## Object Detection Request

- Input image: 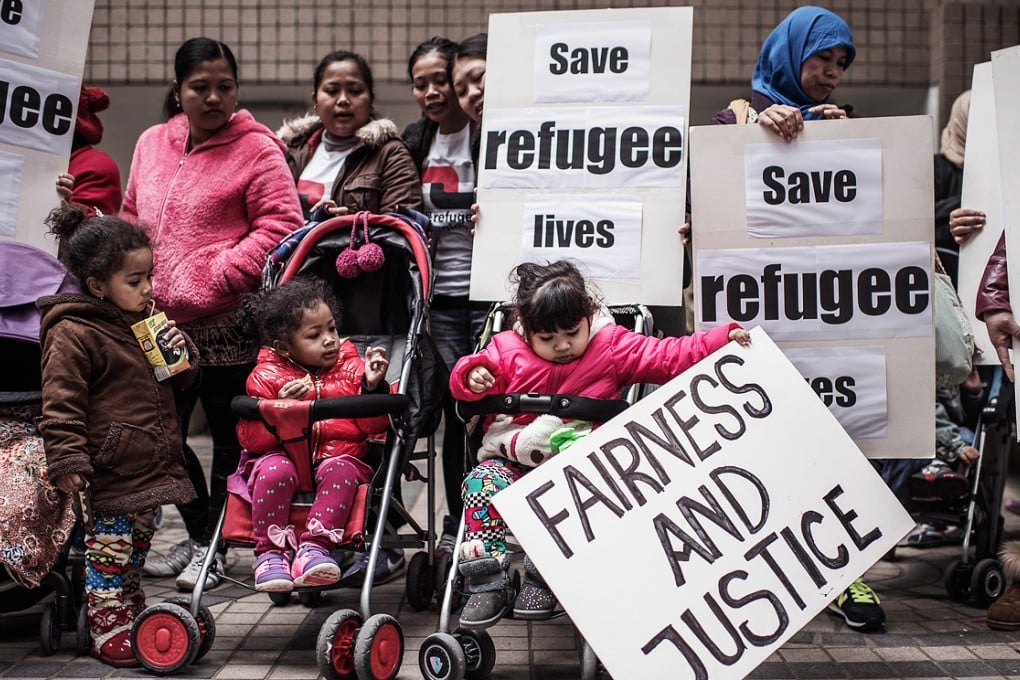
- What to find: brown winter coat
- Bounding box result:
[37,293,197,517]
[278,115,422,217]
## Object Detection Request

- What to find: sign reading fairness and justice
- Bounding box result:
[472,8,692,305]
[690,117,934,458]
[493,328,914,680]
[0,0,95,249]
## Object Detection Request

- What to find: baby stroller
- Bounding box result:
[129,211,446,679]
[418,302,653,680]
[0,242,83,655]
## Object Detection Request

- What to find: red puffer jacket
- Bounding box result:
[237,345,392,461]
[976,232,1009,320]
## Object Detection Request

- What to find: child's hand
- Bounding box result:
[54,472,84,494]
[278,376,313,399]
[162,320,187,350]
[467,366,495,393]
[55,172,74,201]
[729,328,751,346]
[364,346,389,389]
[959,445,980,466]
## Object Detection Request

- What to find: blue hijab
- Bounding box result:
[751,6,856,120]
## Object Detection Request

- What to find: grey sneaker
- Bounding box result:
[458,556,514,629]
[175,545,224,591]
[513,556,557,619]
[143,539,195,577]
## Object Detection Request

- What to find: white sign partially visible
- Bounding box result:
[784,346,888,439]
[521,194,642,279]
[697,242,932,341]
[0,0,45,59]
[744,138,883,238]
[493,328,913,680]
[0,149,24,237]
[0,57,78,156]
[533,21,651,103]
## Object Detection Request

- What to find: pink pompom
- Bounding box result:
[335,248,361,278]
[357,242,385,272]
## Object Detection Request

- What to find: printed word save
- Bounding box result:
[761,166,857,205]
[549,42,629,74]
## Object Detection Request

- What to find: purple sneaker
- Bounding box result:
[254,551,293,592]
[291,544,341,587]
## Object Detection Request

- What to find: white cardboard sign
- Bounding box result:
[493,328,913,680]
[472,7,693,306]
[0,0,45,59]
[0,149,23,237]
[0,57,78,155]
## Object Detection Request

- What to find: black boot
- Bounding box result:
[458,556,514,629]
[513,555,557,619]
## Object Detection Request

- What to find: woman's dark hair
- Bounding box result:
[46,203,152,291]
[407,36,459,81]
[239,277,341,348]
[456,33,488,61]
[512,260,597,335]
[163,37,239,120]
[313,50,375,99]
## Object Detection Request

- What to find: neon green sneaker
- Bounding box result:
[827,577,885,632]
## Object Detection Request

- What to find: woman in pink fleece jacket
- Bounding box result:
[448,260,749,630]
[122,37,304,589]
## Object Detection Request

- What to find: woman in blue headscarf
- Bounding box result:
[712,6,856,141]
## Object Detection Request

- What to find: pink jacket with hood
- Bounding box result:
[122,110,304,324]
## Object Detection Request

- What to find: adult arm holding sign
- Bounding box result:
[975,234,1019,382]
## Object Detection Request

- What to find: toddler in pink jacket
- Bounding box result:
[449,260,749,629]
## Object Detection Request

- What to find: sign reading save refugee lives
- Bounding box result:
[0,0,95,250]
[493,328,914,680]
[472,7,692,305]
[690,117,935,459]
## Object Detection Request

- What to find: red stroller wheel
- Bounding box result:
[355,613,403,679]
[316,608,361,679]
[131,603,200,674]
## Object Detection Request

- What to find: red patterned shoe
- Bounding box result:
[89,604,139,667]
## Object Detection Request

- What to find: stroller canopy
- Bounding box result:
[0,242,74,344]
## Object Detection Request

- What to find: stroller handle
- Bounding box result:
[231,394,409,422]
[456,393,629,422]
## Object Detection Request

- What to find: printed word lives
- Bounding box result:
[2,0,24,25]
[549,42,629,74]
[761,166,857,205]
[643,484,881,680]
[0,80,73,136]
[532,214,615,248]
[525,353,773,560]
[806,375,856,407]
[700,263,929,325]
[485,121,682,175]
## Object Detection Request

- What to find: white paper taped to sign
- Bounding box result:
[533,21,651,103]
[0,0,45,59]
[520,193,642,279]
[492,327,913,680]
[696,241,932,341]
[744,138,883,238]
[0,149,23,237]
[0,57,78,156]
[479,105,685,190]
[783,346,888,439]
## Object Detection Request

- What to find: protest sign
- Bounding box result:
[0,0,95,250]
[690,117,934,458]
[472,7,692,305]
[493,327,914,680]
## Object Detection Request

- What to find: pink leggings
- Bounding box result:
[248,453,370,555]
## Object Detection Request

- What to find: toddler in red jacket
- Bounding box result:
[235,277,390,591]
[449,260,750,629]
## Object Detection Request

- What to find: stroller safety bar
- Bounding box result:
[456,393,629,422]
[231,394,409,422]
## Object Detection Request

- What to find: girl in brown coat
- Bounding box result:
[37,205,197,667]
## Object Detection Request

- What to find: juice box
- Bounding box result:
[131,311,190,381]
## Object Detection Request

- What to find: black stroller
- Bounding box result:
[129,211,447,679]
[0,242,84,655]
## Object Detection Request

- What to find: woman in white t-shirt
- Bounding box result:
[402,37,483,542]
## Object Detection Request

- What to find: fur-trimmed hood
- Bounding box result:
[1001,541,1020,581]
[276,113,401,150]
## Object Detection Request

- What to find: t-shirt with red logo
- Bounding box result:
[297,143,353,213]
[421,124,475,296]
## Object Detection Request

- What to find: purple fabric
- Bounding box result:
[0,243,76,343]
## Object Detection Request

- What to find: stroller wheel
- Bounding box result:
[316,608,361,680]
[454,628,495,680]
[163,596,217,662]
[269,591,292,606]
[419,632,466,680]
[76,603,90,653]
[299,590,323,607]
[131,603,200,674]
[39,603,62,655]
[944,557,972,602]
[971,558,1006,607]
[405,551,434,611]
[355,613,404,680]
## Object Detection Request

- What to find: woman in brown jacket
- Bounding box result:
[279,50,421,220]
[38,204,197,667]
